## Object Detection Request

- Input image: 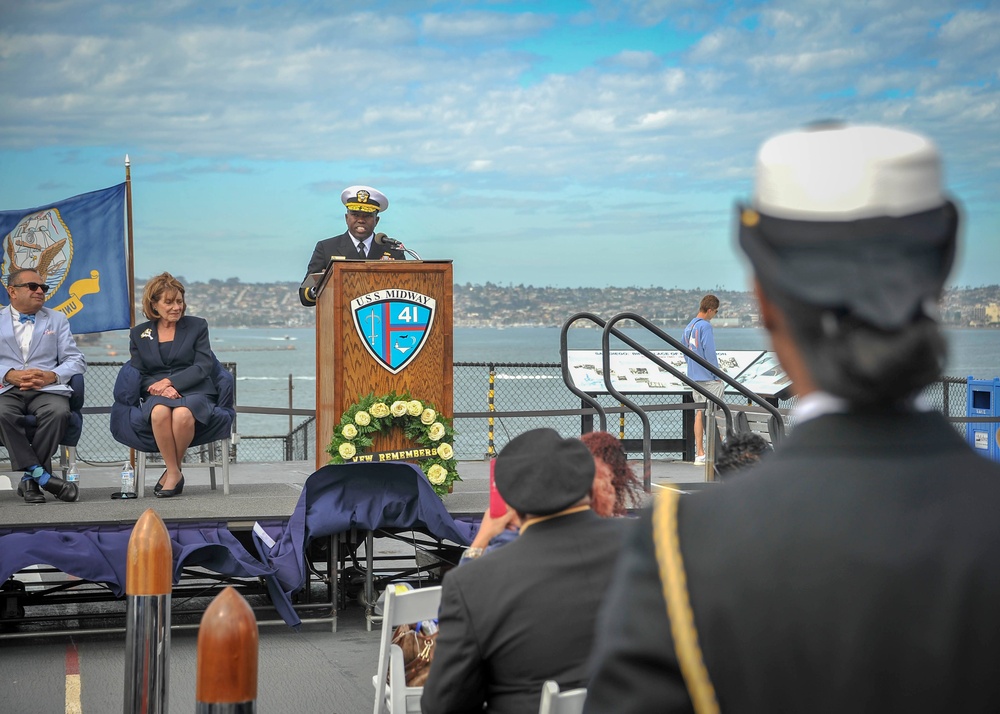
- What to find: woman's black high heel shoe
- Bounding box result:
[155,474,184,498]
[153,470,168,494]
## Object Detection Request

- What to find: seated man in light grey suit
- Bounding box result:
[1,267,86,503]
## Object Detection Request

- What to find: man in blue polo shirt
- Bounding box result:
[683,294,722,464]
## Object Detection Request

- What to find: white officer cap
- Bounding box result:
[341,185,388,214]
[737,123,960,330]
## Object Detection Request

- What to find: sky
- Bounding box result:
[1,0,998,291]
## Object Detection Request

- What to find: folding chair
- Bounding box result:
[372,585,442,714]
[538,680,587,714]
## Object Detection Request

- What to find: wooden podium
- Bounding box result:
[313,260,453,469]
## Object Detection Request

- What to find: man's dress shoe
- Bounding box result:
[41,474,79,502]
[16,477,46,504]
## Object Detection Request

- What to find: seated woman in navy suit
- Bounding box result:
[129,273,218,498]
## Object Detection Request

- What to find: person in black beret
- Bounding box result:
[586,124,1000,713]
[421,428,631,714]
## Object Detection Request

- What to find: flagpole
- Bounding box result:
[125,154,135,327]
[125,155,137,474]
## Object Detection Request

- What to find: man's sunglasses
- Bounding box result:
[11,282,49,293]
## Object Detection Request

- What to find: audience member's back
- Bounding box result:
[421,428,629,713]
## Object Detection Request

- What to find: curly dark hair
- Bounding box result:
[580,431,644,516]
[716,431,771,477]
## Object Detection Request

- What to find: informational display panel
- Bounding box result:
[565,349,792,398]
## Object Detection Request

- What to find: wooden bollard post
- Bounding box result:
[196,586,258,713]
[124,508,173,714]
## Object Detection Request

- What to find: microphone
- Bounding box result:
[374,232,422,260]
[374,233,403,249]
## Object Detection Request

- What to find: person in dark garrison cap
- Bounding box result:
[297,185,406,306]
[421,428,631,714]
[586,124,1000,714]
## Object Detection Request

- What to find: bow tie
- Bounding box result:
[18,314,35,324]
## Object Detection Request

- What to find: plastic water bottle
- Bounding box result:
[67,461,80,484]
[121,461,135,495]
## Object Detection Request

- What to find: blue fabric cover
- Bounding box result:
[254,461,473,628]
[0,461,472,629]
[110,359,235,452]
[0,521,277,599]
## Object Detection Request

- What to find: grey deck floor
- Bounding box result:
[0,457,712,713]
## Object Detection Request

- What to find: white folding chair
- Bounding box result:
[538,680,587,714]
[372,585,443,714]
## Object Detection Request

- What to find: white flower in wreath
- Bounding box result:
[390,401,408,417]
[427,464,448,485]
[436,443,454,460]
[338,442,357,459]
[341,424,358,439]
[140,328,153,341]
[406,400,423,416]
[354,410,372,426]
[420,408,437,425]
[428,422,446,441]
[369,402,391,418]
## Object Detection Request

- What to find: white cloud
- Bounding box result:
[420,10,555,42]
[0,0,997,288]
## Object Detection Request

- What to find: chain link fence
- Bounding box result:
[0,361,982,466]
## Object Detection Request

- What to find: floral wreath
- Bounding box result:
[326,391,459,498]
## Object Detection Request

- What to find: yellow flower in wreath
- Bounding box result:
[437,443,454,459]
[370,402,391,418]
[354,410,372,426]
[342,423,358,439]
[338,442,357,459]
[406,400,423,416]
[390,401,408,417]
[427,464,448,485]
[428,422,446,441]
[420,408,437,425]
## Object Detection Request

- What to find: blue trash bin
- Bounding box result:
[966,377,1000,462]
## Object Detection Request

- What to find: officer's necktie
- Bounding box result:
[358,243,366,258]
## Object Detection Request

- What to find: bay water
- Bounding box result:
[82,326,1000,438]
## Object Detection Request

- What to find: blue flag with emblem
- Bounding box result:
[0,183,129,335]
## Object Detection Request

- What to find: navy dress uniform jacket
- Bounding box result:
[297,231,405,305]
[585,411,1000,713]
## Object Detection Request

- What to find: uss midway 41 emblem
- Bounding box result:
[351,289,436,374]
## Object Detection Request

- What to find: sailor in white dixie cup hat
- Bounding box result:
[298,184,405,306]
[586,122,1000,713]
[736,122,959,404]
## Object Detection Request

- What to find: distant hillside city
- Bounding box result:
[147,278,1000,330]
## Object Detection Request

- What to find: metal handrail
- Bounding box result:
[605,312,785,438]
[597,314,729,490]
[559,312,636,432]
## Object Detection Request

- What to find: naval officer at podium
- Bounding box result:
[298,185,406,306]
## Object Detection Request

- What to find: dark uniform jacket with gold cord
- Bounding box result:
[585,411,1000,714]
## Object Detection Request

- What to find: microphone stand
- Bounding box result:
[375,233,421,260]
